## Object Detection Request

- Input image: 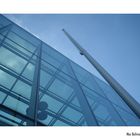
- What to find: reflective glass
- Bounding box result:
[114,105,140,126]
[81,85,124,125]
[3,96,28,115]
[62,107,83,123]
[39,93,63,113]
[42,44,66,69]
[48,79,73,100]
[22,63,35,81]
[70,62,104,96]
[71,97,80,108]
[0,91,6,103]
[0,69,16,89]
[40,70,52,88]
[11,25,41,47]
[0,47,27,73]
[95,77,135,114]
[7,32,36,53]
[12,80,31,99]
[4,37,33,57]
[0,111,20,126]
[54,120,69,126]
[0,16,11,26]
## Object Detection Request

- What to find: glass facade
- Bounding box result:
[0,14,140,126]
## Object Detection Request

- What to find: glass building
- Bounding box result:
[0,14,140,126]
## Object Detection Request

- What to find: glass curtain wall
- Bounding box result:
[0,15,140,126]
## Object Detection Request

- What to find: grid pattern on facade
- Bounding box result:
[0,15,140,126]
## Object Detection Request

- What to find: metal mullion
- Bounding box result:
[27,42,42,126]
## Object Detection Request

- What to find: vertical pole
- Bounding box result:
[62,29,140,119]
[27,42,42,125]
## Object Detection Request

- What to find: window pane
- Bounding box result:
[39,93,63,113]
[0,47,27,73]
[0,69,16,89]
[11,25,41,47]
[71,62,104,96]
[42,44,66,69]
[95,77,135,114]
[7,32,36,53]
[114,105,140,126]
[0,91,6,103]
[12,80,31,99]
[5,38,33,57]
[62,107,83,123]
[40,70,52,88]
[81,85,124,126]
[22,63,35,81]
[54,120,69,126]
[71,97,80,108]
[48,79,73,100]
[0,111,21,126]
[3,96,28,115]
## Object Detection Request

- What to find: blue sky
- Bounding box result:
[4,14,140,103]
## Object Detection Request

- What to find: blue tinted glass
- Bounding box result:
[39,93,63,113]
[42,44,66,69]
[48,79,73,100]
[4,37,33,57]
[70,62,104,96]
[0,47,27,73]
[3,96,28,115]
[0,91,6,103]
[0,15,11,26]
[0,111,20,126]
[38,115,53,126]
[114,105,140,126]
[71,97,80,108]
[7,32,36,53]
[54,120,69,126]
[94,77,135,114]
[41,60,57,75]
[11,25,41,47]
[12,80,31,99]
[22,63,35,81]
[0,69,16,89]
[40,70,52,88]
[81,85,124,126]
[62,107,83,123]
